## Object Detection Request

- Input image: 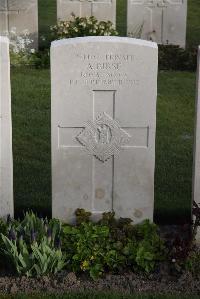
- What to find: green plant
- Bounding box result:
[31,237,65,276]
[75,209,92,226]
[158,45,197,71]
[1,234,33,276]
[61,210,166,279]
[0,217,10,261]
[10,50,50,68]
[50,15,118,40]
[0,218,8,239]
[62,222,111,279]
[1,212,65,277]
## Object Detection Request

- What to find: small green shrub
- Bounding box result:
[62,211,166,279]
[75,209,92,226]
[1,212,65,277]
[10,50,50,68]
[51,15,118,40]
[158,45,197,71]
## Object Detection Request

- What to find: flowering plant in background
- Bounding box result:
[8,27,43,67]
[9,28,34,54]
[51,15,118,40]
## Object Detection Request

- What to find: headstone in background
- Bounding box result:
[0,36,13,217]
[193,46,200,245]
[127,0,187,48]
[57,0,116,26]
[51,36,158,223]
[0,0,38,50]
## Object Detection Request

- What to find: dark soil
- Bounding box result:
[0,270,199,295]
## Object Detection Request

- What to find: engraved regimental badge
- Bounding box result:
[76,112,131,162]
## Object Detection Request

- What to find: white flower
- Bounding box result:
[172,259,176,263]
[22,29,29,36]
[10,27,16,34]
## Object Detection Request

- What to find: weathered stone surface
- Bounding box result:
[193,46,200,245]
[57,0,116,25]
[127,0,187,48]
[0,0,38,50]
[51,36,158,223]
[0,36,13,217]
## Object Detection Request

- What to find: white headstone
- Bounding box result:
[0,36,13,217]
[0,0,38,50]
[193,46,200,244]
[127,0,187,48]
[51,36,158,223]
[57,0,116,26]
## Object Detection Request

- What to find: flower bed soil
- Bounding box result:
[0,270,199,295]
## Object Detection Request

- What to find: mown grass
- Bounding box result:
[116,0,127,37]
[11,69,195,223]
[1,293,200,299]
[155,71,195,223]
[38,0,200,47]
[11,68,51,217]
[38,0,56,40]
[187,0,200,47]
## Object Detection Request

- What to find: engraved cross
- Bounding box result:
[58,90,149,215]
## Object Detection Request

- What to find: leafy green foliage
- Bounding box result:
[158,45,197,71]
[75,209,92,226]
[10,50,50,68]
[31,238,65,276]
[62,211,166,279]
[0,218,8,240]
[50,15,118,40]
[1,212,65,277]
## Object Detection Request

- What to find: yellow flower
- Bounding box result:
[81,260,89,271]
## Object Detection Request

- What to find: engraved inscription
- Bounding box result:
[130,0,184,5]
[69,0,111,2]
[0,0,36,11]
[76,112,131,162]
[69,53,139,87]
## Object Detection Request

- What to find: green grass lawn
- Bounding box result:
[155,71,195,223]
[11,69,195,223]
[38,0,56,40]
[2,293,200,299]
[187,0,200,47]
[38,0,200,47]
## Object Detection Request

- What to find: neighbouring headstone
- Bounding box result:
[0,0,38,50]
[57,0,116,26]
[193,46,200,245]
[0,36,13,217]
[51,37,158,223]
[127,0,187,48]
